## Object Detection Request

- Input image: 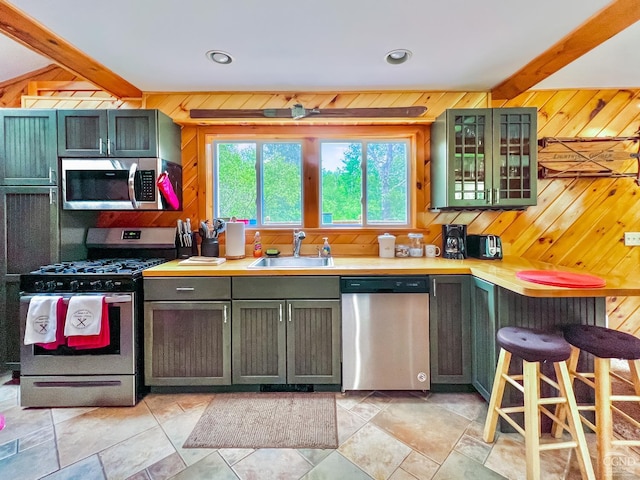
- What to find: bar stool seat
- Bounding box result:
[483,326,595,480]
[560,324,640,480]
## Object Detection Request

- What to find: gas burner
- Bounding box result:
[30,258,168,275]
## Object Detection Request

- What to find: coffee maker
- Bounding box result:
[442,224,467,259]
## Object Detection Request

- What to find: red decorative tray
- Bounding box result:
[516,270,606,288]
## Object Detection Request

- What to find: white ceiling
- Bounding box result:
[2,0,640,92]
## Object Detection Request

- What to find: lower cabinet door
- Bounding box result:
[232,300,287,384]
[231,299,341,385]
[287,300,341,384]
[144,301,231,386]
[470,278,497,400]
[429,275,471,384]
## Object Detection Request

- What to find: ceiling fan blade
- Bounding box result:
[189,108,289,118]
[190,105,427,119]
[303,106,427,118]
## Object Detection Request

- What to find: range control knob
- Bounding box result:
[104,280,115,291]
[34,281,45,292]
[45,281,57,292]
[69,280,79,292]
[89,280,103,291]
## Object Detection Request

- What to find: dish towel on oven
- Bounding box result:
[24,296,63,345]
[37,298,67,350]
[66,297,110,349]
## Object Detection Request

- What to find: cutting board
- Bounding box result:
[178,257,227,266]
[516,270,606,288]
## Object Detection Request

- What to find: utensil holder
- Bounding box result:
[176,233,198,259]
[201,238,220,257]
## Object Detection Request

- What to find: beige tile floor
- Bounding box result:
[1,371,638,480]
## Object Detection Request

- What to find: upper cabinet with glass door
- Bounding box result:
[430,108,537,209]
[57,110,180,160]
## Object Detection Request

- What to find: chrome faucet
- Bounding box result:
[293,230,306,257]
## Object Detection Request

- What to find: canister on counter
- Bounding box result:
[377,233,396,258]
[408,233,424,257]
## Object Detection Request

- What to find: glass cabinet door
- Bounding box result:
[492,109,537,207]
[450,110,491,207]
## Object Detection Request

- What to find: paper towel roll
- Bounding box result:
[225,222,246,259]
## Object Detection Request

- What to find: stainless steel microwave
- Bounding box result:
[61,158,182,211]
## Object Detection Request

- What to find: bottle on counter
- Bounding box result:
[253,231,262,257]
[321,237,331,257]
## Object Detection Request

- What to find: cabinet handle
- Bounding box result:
[175,287,195,292]
[223,305,228,324]
[99,137,103,155]
[432,278,437,296]
[107,138,112,156]
[49,188,56,205]
[288,303,292,322]
[279,303,283,322]
[49,168,56,185]
[494,188,500,204]
[486,189,492,204]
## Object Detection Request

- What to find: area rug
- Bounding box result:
[183,392,338,449]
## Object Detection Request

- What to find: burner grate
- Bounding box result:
[31,258,168,275]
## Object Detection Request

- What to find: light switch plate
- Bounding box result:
[624,232,640,246]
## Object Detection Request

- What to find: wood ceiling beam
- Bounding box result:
[0,0,142,98]
[492,0,640,100]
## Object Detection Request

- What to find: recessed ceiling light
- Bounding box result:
[385,49,412,65]
[207,50,233,65]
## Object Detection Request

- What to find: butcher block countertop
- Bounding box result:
[143,255,640,298]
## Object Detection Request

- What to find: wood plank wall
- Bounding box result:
[3,67,640,336]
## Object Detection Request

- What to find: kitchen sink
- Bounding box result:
[247,256,334,268]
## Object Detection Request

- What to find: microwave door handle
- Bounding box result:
[128,163,139,209]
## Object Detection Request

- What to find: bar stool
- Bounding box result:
[560,324,640,480]
[483,326,595,480]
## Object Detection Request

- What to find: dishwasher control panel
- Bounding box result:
[340,276,429,294]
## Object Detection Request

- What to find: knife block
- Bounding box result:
[176,232,198,259]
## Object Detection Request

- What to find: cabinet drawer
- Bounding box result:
[232,276,339,299]
[144,277,231,301]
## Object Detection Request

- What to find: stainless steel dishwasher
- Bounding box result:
[341,276,430,391]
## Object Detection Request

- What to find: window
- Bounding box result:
[208,126,416,229]
[320,140,409,226]
[214,141,302,226]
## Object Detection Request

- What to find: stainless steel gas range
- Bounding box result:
[19,227,176,407]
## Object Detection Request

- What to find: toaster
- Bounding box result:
[466,234,503,260]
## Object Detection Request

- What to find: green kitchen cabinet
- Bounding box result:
[429,275,472,385]
[57,109,180,159]
[0,109,58,186]
[470,277,498,400]
[143,277,232,386]
[231,276,341,385]
[431,107,537,209]
[232,299,341,385]
[0,186,60,370]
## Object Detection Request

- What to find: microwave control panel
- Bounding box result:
[139,170,156,201]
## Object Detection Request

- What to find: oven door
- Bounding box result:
[20,293,136,376]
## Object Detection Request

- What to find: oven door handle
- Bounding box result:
[128,162,139,209]
[20,295,132,304]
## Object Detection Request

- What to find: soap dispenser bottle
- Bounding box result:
[321,237,331,257]
[253,231,262,258]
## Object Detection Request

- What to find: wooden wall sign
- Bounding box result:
[538,132,640,184]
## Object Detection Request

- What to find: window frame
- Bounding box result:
[199,125,424,231]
